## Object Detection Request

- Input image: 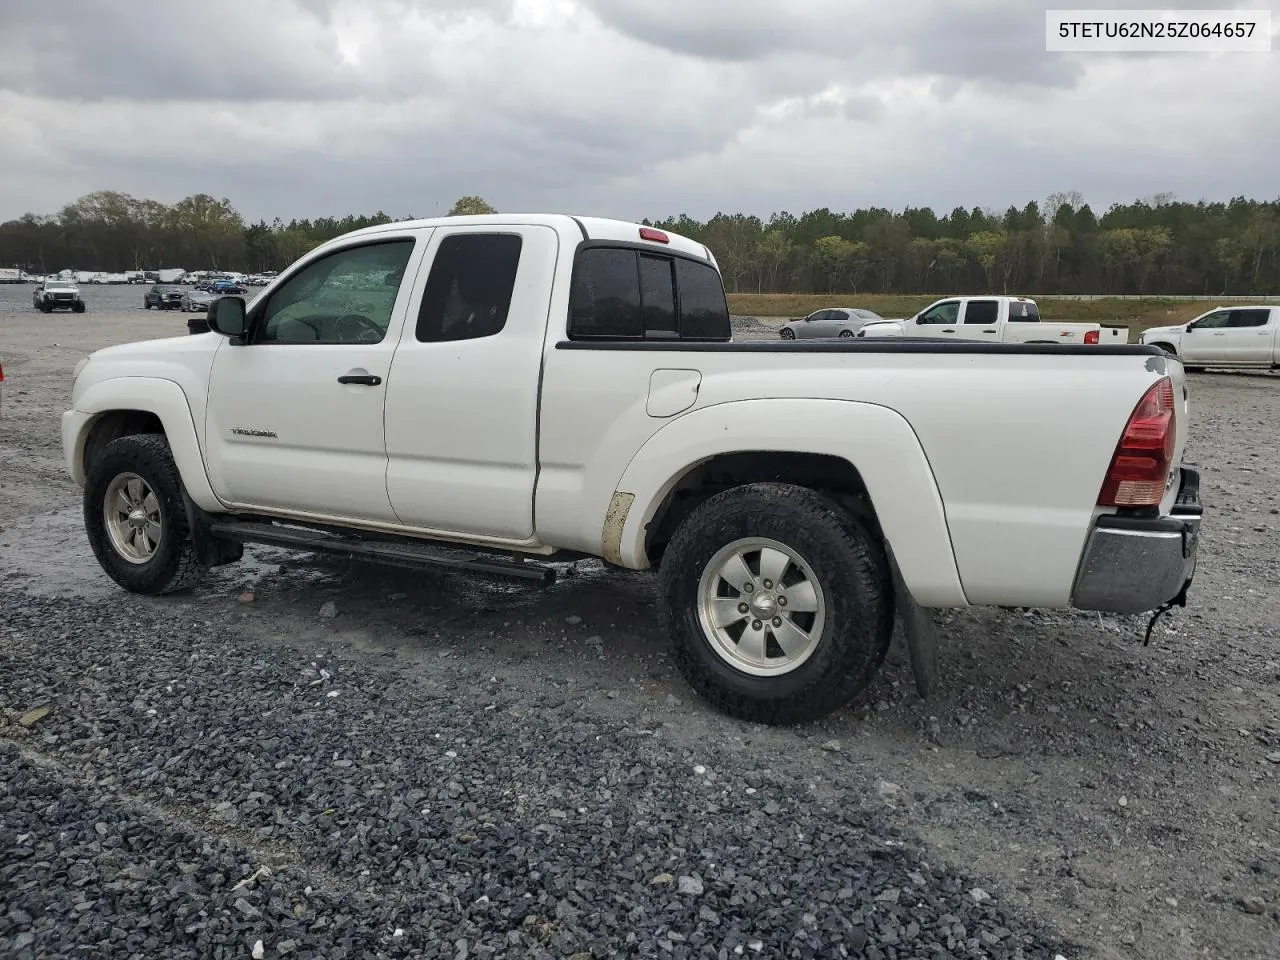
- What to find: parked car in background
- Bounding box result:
[1138,305,1280,371]
[779,307,884,339]
[857,296,1128,345]
[144,284,185,310]
[181,288,217,313]
[210,280,247,295]
[32,279,86,313]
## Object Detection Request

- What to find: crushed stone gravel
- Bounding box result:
[0,588,1067,959]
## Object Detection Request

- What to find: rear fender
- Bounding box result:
[68,377,224,512]
[612,398,968,607]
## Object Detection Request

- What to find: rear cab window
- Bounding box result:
[568,244,731,341]
[1006,300,1040,322]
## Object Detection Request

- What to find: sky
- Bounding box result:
[0,0,1277,224]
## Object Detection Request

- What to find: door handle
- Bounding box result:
[942,328,955,333]
[338,374,382,385]
[1212,332,1225,336]
[983,329,996,333]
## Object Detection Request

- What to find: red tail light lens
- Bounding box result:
[1084,329,1100,344]
[639,227,669,244]
[1097,377,1176,507]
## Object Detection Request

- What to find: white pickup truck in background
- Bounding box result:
[1139,304,1280,370]
[858,295,1129,345]
[62,215,1202,724]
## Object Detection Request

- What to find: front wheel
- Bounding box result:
[84,435,208,594]
[779,327,795,340]
[657,483,894,725]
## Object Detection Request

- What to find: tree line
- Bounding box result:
[2,189,1278,295]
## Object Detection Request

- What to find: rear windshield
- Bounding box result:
[568,246,730,341]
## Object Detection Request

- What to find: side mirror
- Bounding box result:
[208,296,248,340]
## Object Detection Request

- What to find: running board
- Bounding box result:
[207,520,556,583]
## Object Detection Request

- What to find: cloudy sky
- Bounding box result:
[0,0,1276,223]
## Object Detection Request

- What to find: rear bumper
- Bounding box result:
[1071,467,1202,614]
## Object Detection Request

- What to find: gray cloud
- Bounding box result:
[0,0,1275,224]
[0,0,519,102]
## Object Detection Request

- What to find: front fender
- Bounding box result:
[63,376,224,512]
[612,398,967,607]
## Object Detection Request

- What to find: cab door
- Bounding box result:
[382,223,559,540]
[911,299,962,337]
[203,232,428,522]
[1222,308,1274,364]
[957,299,1001,342]
[1180,309,1230,363]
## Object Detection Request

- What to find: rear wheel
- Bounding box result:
[657,482,894,725]
[839,329,853,338]
[84,435,208,595]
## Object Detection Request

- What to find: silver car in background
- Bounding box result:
[181,288,216,313]
[779,307,884,339]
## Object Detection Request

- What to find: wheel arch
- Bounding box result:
[609,398,968,607]
[67,377,223,512]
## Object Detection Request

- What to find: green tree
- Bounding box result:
[448,196,497,216]
[966,231,1007,290]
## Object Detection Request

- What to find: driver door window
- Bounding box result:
[257,239,416,344]
[1190,310,1229,331]
[917,301,960,324]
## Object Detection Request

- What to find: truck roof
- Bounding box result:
[328,214,716,265]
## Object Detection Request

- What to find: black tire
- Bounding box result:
[657,482,894,725]
[839,329,853,338]
[779,328,795,340]
[84,434,208,595]
[145,302,152,309]
[73,301,85,313]
[39,302,51,313]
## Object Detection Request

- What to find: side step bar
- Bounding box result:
[207,520,556,583]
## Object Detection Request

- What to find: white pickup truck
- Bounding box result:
[858,295,1128,345]
[62,214,1203,724]
[1138,304,1280,370]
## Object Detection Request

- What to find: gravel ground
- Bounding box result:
[2,285,1279,959]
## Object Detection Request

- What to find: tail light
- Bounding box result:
[1084,329,1100,344]
[1097,377,1176,508]
[639,227,670,244]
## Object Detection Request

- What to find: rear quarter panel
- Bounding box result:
[1003,322,1097,344]
[536,341,1181,609]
